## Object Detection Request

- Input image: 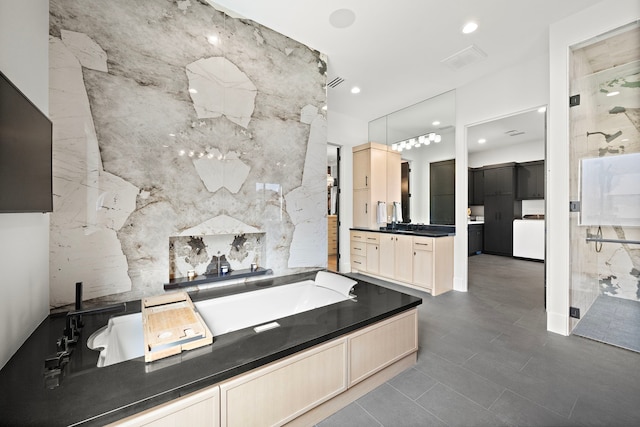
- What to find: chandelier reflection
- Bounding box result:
[391,132,442,152]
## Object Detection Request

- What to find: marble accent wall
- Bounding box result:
[48,0,327,307]
[569,27,640,329]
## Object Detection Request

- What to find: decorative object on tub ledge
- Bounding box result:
[164,267,272,290]
[314,271,357,298]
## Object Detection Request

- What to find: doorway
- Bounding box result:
[327,145,340,272]
[466,108,547,307]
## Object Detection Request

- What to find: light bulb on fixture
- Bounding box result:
[392,143,398,151]
[434,134,441,143]
[429,133,436,142]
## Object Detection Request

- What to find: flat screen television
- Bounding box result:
[0,69,53,213]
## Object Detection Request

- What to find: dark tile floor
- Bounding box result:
[318,254,640,427]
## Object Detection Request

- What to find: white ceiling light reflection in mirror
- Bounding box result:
[467,108,546,153]
[368,90,455,160]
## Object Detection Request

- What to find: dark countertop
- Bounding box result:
[0,271,421,426]
[351,225,455,237]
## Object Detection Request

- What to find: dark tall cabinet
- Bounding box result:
[483,163,521,256]
[468,168,484,205]
[517,160,545,200]
[430,159,455,225]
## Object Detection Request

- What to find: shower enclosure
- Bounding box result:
[568,23,640,352]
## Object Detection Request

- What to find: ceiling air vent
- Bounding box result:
[327,76,345,89]
[440,45,487,70]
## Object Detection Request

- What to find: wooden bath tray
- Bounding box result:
[142,292,213,363]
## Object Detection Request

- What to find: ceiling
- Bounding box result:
[209,0,603,124]
[467,107,546,153]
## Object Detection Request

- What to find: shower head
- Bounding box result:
[586,130,622,143]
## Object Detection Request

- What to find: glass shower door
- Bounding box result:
[568,23,640,352]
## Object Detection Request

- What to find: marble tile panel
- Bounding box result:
[49,36,137,306]
[60,29,108,72]
[50,0,326,304]
[186,57,257,128]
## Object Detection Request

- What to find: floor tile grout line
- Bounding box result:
[354,400,384,427]
[567,393,580,421]
[503,386,574,420]
[519,355,533,372]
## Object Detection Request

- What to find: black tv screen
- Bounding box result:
[0,69,53,213]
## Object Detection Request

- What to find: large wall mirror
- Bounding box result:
[369,90,456,225]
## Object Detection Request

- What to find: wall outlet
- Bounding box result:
[569,307,581,319]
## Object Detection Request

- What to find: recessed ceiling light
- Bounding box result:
[538,107,547,113]
[432,120,440,126]
[329,9,356,29]
[207,35,219,45]
[351,86,361,94]
[478,138,486,144]
[606,91,620,97]
[462,22,478,34]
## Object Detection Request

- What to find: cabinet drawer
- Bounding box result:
[413,236,433,251]
[350,231,366,241]
[350,241,366,255]
[364,233,379,244]
[351,255,366,270]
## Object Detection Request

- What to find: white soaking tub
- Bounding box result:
[87,272,356,367]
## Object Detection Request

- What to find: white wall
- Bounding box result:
[327,110,368,272]
[454,52,550,293]
[468,139,544,168]
[0,0,50,369]
[547,0,640,336]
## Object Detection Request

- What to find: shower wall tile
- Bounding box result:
[49,0,327,306]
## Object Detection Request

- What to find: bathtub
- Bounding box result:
[87,273,356,367]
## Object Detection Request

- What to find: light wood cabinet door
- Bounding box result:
[352,149,370,190]
[366,243,379,274]
[220,338,348,427]
[394,235,413,284]
[379,234,395,279]
[110,386,220,427]
[412,238,433,290]
[352,189,370,228]
[349,309,418,386]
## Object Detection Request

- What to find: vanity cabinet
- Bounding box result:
[412,236,454,296]
[379,234,413,283]
[365,233,380,275]
[352,143,401,229]
[516,160,544,200]
[351,231,453,295]
[350,230,380,275]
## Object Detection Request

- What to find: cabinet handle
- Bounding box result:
[415,243,430,246]
[354,247,361,251]
[365,176,368,187]
[365,203,368,214]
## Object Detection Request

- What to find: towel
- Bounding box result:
[376,201,387,224]
[315,271,357,298]
[392,201,403,223]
